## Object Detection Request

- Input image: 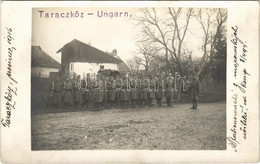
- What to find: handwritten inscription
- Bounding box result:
[1,27,18,128]
[229,26,249,152]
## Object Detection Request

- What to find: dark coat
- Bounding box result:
[189,79,201,100]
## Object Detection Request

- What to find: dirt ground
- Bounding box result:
[31,101,226,150]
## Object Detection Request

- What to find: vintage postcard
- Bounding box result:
[0,1,259,163]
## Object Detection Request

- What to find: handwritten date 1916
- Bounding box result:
[1,27,18,128]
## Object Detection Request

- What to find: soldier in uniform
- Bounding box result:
[51,76,62,109]
[84,74,92,108]
[165,76,174,107]
[120,75,130,109]
[102,75,109,109]
[89,76,95,109]
[139,75,148,107]
[147,75,156,107]
[94,74,104,111]
[108,76,116,108]
[114,74,122,107]
[156,76,164,107]
[63,76,73,109]
[129,76,138,108]
[189,76,201,109]
[73,75,82,109]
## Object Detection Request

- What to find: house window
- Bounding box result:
[100,65,104,70]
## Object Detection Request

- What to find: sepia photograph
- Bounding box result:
[30,7,227,150]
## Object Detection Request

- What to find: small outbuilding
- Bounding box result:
[31,46,60,78]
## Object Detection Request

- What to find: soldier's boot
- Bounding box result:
[166,98,169,106]
[124,101,127,109]
[168,98,172,107]
[75,102,77,108]
[194,101,198,109]
[190,101,195,109]
[148,99,152,107]
[141,101,144,108]
[85,101,89,108]
[95,102,99,111]
[133,100,136,108]
[127,100,130,108]
[130,100,133,108]
[156,99,159,107]
[107,101,111,109]
[121,101,125,109]
[111,101,114,108]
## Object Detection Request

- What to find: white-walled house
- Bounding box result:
[31,46,60,78]
[57,39,124,78]
[70,62,118,78]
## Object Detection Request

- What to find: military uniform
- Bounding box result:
[165,78,174,107]
[94,78,104,110]
[139,78,148,107]
[120,78,130,109]
[102,78,109,108]
[52,78,62,109]
[114,76,121,105]
[108,78,116,107]
[63,79,73,108]
[156,78,164,106]
[130,78,138,108]
[147,77,156,107]
[73,77,83,108]
[189,78,201,109]
[83,78,91,108]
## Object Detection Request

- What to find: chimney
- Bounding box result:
[112,49,117,56]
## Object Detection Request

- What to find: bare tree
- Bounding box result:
[133,42,158,74]
[135,8,193,76]
[126,56,142,75]
[134,8,227,101]
[194,8,227,80]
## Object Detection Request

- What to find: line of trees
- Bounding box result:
[127,8,227,84]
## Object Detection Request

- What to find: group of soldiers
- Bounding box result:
[51,72,201,111]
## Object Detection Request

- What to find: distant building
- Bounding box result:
[57,39,126,78]
[31,46,60,78]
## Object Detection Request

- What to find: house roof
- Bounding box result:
[57,39,122,64]
[116,56,130,72]
[32,46,60,68]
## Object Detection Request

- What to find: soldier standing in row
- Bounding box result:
[108,76,116,108]
[115,74,121,106]
[73,75,82,108]
[139,75,148,107]
[147,75,156,107]
[120,75,130,109]
[156,76,164,107]
[130,76,138,108]
[63,76,73,109]
[165,76,174,107]
[52,76,62,109]
[102,75,109,108]
[83,75,91,108]
[189,76,201,109]
[94,74,104,111]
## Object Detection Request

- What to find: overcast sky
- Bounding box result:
[32,8,221,64]
[32,8,139,63]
